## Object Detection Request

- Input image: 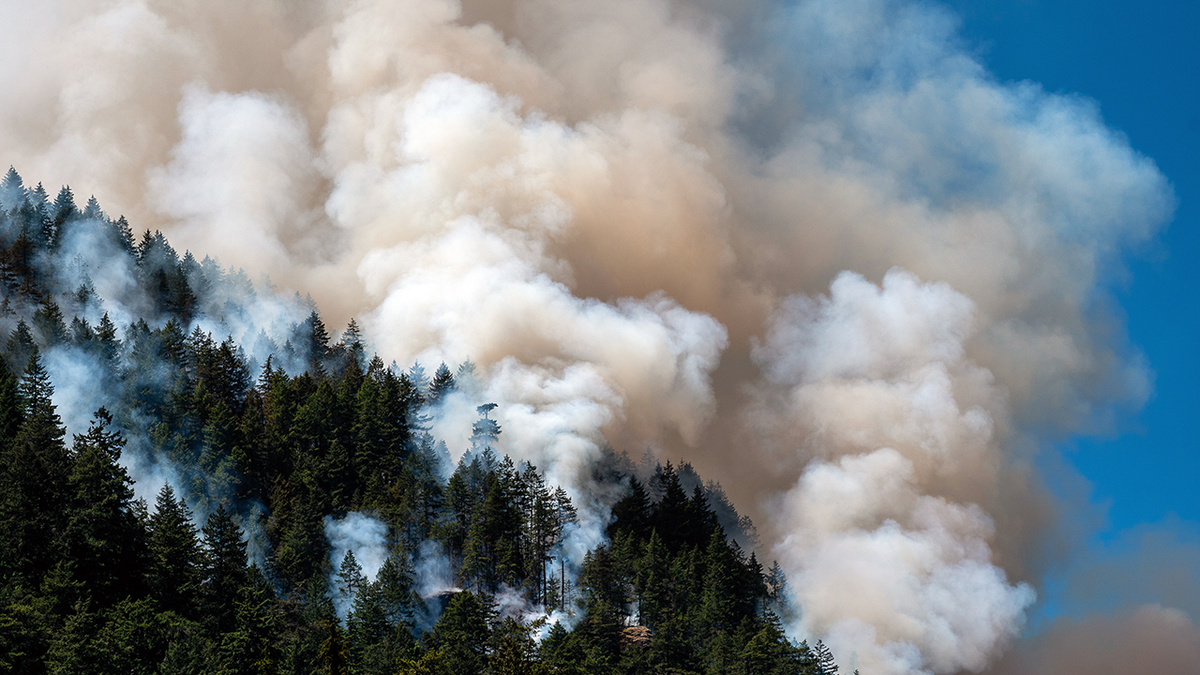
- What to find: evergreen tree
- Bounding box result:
[32,297,68,346]
[469,403,501,454]
[93,313,120,368]
[407,363,429,406]
[608,477,651,541]
[651,462,692,553]
[49,185,76,249]
[112,216,136,254]
[201,504,249,636]
[699,527,740,634]
[148,484,203,618]
[5,320,36,373]
[216,566,279,675]
[425,591,493,675]
[813,640,839,675]
[62,409,147,607]
[0,348,70,581]
[305,310,331,377]
[340,318,366,372]
[0,166,24,210]
[317,618,352,675]
[336,550,367,611]
[81,195,104,221]
[0,361,23,444]
[454,358,478,393]
[427,363,455,407]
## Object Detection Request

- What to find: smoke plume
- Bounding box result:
[325,512,390,619]
[0,0,1180,671]
[755,270,1035,674]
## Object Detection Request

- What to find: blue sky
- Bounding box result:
[941,0,1200,616]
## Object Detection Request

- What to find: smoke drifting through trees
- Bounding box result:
[0,0,1188,672]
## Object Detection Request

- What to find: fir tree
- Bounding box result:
[469,403,501,454]
[427,363,455,407]
[32,297,68,346]
[201,504,249,636]
[5,320,36,373]
[148,484,203,618]
[813,640,839,675]
[0,348,69,581]
[63,408,147,607]
[0,166,24,210]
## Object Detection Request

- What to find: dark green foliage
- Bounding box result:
[148,485,203,618]
[425,591,493,675]
[201,504,249,636]
[62,409,147,606]
[0,349,70,583]
[32,297,67,346]
[427,363,455,407]
[318,618,352,675]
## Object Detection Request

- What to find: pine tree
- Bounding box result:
[340,318,366,371]
[637,529,670,630]
[609,477,651,541]
[32,297,68,346]
[81,195,104,221]
[425,591,493,675]
[201,504,249,636]
[651,462,691,553]
[813,640,839,675]
[5,320,36,373]
[305,310,331,377]
[63,408,147,607]
[454,358,478,393]
[148,484,203,618]
[216,566,279,675]
[427,362,455,406]
[700,527,739,634]
[336,550,367,610]
[0,166,24,211]
[93,313,120,368]
[469,403,501,454]
[0,348,70,581]
[0,361,23,445]
[407,363,429,406]
[111,216,136,254]
[318,618,352,675]
[49,185,76,249]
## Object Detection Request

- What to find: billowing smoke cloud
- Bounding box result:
[0,0,1180,671]
[756,270,1034,674]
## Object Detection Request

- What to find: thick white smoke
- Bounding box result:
[0,0,1179,671]
[757,270,1034,674]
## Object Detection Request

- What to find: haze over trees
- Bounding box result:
[0,170,842,673]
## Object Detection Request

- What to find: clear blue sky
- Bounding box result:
[940,0,1200,613]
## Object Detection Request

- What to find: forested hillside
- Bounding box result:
[0,168,843,674]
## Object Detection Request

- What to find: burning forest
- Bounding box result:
[0,0,1194,674]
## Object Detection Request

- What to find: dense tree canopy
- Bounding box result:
[0,170,838,674]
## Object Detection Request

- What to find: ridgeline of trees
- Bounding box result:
[0,168,847,674]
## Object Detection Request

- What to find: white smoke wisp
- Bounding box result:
[758,270,1035,675]
[414,539,457,599]
[325,512,390,619]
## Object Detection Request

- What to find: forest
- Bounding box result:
[0,168,846,675]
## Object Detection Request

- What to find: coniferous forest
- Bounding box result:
[0,168,843,674]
